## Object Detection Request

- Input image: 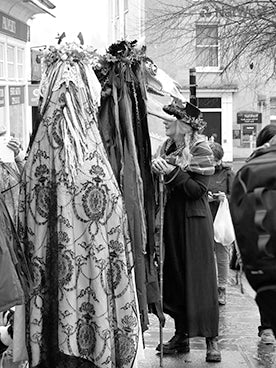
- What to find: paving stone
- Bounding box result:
[139,270,276,367]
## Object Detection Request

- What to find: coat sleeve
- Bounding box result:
[228,169,235,194]
[165,168,210,199]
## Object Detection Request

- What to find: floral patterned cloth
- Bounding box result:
[18,47,140,368]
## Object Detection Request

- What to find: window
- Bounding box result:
[17,48,24,80]
[7,45,15,79]
[270,97,276,116]
[115,0,119,18]
[0,87,5,133]
[196,24,219,67]
[124,0,128,37]
[198,97,221,108]
[113,0,120,40]
[0,43,4,78]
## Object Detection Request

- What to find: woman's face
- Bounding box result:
[163,119,177,138]
[163,119,192,139]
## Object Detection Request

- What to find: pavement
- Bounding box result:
[138,270,276,368]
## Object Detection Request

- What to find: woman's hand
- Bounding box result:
[7,138,22,158]
[208,191,226,202]
[213,191,226,202]
[152,157,176,175]
[217,192,226,202]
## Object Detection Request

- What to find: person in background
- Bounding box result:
[253,124,276,345]
[0,133,27,368]
[208,142,235,305]
[0,132,25,222]
[152,101,221,363]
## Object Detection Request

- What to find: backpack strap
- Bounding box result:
[254,187,274,258]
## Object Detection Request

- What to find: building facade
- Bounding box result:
[107,0,145,45]
[0,0,54,149]
[108,0,276,161]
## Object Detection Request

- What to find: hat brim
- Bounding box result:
[147,94,177,121]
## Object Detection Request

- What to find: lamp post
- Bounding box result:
[189,67,197,107]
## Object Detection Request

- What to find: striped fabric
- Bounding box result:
[163,136,215,176]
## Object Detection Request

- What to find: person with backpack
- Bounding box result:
[208,142,235,305]
[230,124,276,341]
[253,125,276,344]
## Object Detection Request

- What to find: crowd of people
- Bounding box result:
[1,39,276,368]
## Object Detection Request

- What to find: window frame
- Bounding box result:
[0,42,5,79]
[17,47,25,80]
[7,44,16,80]
[195,23,220,72]
[123,0,129,38]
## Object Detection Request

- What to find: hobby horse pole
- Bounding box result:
[159,173,164,367]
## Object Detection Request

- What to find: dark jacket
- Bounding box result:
[162,139,219,337]
[208,164,235,219]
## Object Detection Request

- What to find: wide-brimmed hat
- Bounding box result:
[163,100,207,131]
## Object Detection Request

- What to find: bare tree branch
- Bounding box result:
[146,0,276,74]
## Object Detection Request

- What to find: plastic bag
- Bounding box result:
[213,198,235,246]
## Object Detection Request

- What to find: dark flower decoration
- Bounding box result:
[163,100,207,131]
[107,40,138,58]
[94,39,146,84]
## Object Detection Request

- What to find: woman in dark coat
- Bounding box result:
[152,101,220,363]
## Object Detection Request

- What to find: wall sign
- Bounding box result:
[9,86,24,105]
[0,11,30,42]
[0,86,5,107]
[233,129,241,139]
[237,111,262,124]
[28,85,40,106]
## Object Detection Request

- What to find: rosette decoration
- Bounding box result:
[17,41,140,368]
[95,40,165,332]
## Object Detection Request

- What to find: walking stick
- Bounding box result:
[159,173,165,368]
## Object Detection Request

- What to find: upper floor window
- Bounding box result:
[124,0,129,38]
[270,97,276,114]
[113,0,120,40]
[17,48,24,80]
[7,45,15,79]
[115,0,120,18]
[124,0,128,11]
[0,43,4,78]
[196,24,219,68]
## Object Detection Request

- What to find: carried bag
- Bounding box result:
[213,198,235,246]
[230,143,276,292]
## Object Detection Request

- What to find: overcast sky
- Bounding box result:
[30,0,109,52]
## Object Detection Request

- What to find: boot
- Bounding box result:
[206,337,221,362]
[218,287,226,305]
[156,333,190,354]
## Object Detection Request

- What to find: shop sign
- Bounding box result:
[28,85,40,106]
[242,124,257,143]
[199,4,269,19]
[0,86,5,107]
[0,11,30,42]
[237,111,262,124]
[9,86,24,105]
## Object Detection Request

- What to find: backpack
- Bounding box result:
[229,143,276,292]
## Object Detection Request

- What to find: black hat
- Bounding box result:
[163,99,206,131]
[163,100,201,119]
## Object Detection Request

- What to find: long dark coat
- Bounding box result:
[162,140,219,338]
